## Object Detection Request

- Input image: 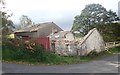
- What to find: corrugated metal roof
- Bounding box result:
[15,22,63,33]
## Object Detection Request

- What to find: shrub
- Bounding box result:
[2,38,65,63]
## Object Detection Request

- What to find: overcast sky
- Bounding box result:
[6,0,120,30]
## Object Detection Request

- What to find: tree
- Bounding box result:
[107,10,119,23]
[0,0,14,36]
[98,23,120,42]
[19,15,33,28]
[71,4,119,35]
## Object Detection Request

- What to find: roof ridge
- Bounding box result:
[15,22,62,33]
[37,22,54,25]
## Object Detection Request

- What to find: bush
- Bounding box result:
[2,38,80,64]
[2,38,66,64]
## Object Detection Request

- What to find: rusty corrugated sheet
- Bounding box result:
[22,36,50,50]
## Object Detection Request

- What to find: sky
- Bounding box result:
[5,0,120,30]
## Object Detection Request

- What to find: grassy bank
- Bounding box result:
[2,39,120,65]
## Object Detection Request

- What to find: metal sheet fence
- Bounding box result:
[22,36,50,50]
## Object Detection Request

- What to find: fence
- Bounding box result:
[105,41,120,49]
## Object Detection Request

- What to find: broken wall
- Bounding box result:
[77,28,105,56]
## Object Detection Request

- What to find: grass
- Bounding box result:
[2,45,120,65]
[108,47,120,53]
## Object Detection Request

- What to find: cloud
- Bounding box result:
[6,0,119,30]
[22,10,75,30]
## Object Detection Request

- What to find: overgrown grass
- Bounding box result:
[2,38,120,65]
[108,46,120,53]
[2,49,83,65]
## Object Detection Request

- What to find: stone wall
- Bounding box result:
[51,28,105,56]
[77,28,105,56]
[51,31,77,56]
[55,40,77,56]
